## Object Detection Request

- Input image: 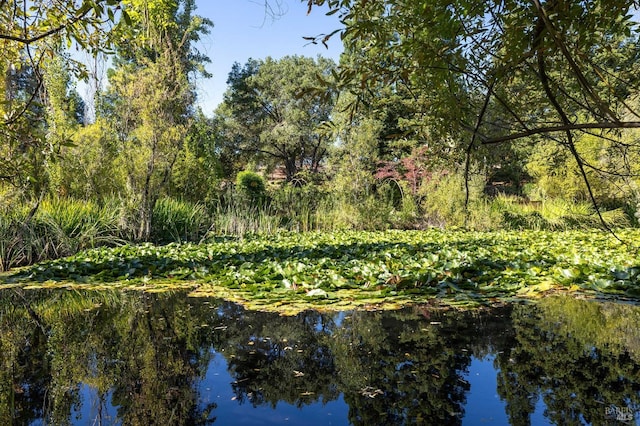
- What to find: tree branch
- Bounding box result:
[464,79,495,215]
[536,32,621,241]
[478,121,640,145]
[530,0,620,123]
[0,4,94,45]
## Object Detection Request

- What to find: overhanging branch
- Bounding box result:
[479,121,640,145]
[0,5,93,46]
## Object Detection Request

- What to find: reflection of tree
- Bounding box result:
[211,304,516,425]
[497,297,640,425]
[330,307,514,425]
[0,290,50,425]
[108,293,217,425]
[215,307,340,408]
[2,290,640,425]
[0,290,222,425]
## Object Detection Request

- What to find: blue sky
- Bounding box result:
[193,0,344,114]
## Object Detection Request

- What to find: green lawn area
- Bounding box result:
[2,229,640,314]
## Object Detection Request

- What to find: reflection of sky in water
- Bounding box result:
[70,385,119,425]
[197,350,350,425]
[16,295,640,425]
[67,351,352,425]
[64,353,572,425]
[462,355,551,425]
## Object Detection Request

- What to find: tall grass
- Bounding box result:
[270,185,398,232]
[0,197,216,270]
[0,198,123,271]
[37,198,123,258]
[0,205,35,271]
[270,185,319,232]
[205,184,402,237]
[151,198,210,244]
[0,187,632,272]
[493,195,630,230]
[211,203,281,236]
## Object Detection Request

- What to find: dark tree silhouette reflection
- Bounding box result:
[0,290,639,425]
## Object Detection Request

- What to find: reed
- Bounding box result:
[151,198,210,244]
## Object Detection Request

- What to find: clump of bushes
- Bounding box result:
[235,170,266,201]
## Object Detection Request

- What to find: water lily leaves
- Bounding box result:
[3,229,640,313]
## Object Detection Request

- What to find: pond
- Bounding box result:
[1,289,639,425]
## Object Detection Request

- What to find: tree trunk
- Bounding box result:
[284,157,298,182]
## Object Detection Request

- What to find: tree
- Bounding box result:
[326,93,381,196]
[43,55,88,197]
[102,0,211,240]
[169,109,222,205]
[0,62,48,198]
[216,55,337,181]
[56,119,124,200]
[308,0,640,138]
[307,0,640,226]
[0,1,123,198]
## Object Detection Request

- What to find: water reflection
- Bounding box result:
[0,289,639,425]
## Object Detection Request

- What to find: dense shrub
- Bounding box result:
[235,170,266,200]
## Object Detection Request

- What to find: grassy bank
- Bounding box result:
[3,229,639,314]
[2,188,632,272]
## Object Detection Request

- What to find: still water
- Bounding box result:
[0,289,639,425]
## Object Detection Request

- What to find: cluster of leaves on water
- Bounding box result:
[2,229,640,313]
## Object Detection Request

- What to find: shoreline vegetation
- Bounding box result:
[3,228,639,315]
[4,1,640,319]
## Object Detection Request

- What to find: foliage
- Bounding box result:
[523,131,634,205]
[494,195,631,231]
[150,197,210,244]
[215,55,337,181]
[169,109,222,205]
[376,147,431,196]
[49,118,124,200]
[309,0,640,139]
[0,1,123,198]
[235,170,266,198]
[308,0,640,227]
[5,229,640,311]
[105,54,193,240]
[101,0,211,240]
[420,170,490,228]
[269,183,325,232]
[325,97,381,195]
[0,1,121,55]
[0,62,49,198]
[0,205,35,271]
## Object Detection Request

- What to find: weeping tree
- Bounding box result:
[307,0,640,229]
